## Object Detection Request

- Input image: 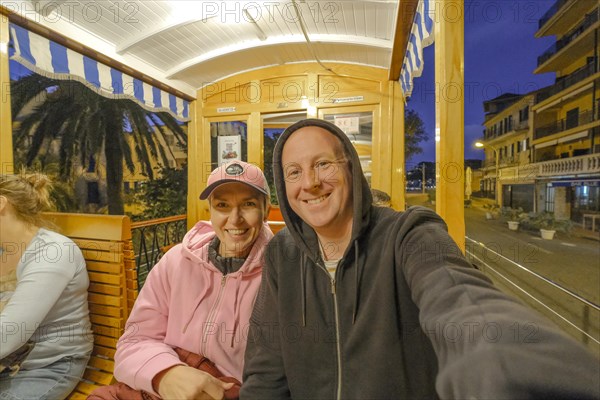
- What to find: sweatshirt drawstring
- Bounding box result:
[230,273,242,347]
[301,253,307,326]
[352,240,359,324]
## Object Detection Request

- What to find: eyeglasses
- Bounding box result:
[283,159,347,183]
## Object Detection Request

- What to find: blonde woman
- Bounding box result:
[0,172,92,399]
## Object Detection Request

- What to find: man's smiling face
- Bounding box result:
[281,126,353,238]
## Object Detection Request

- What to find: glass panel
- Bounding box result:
[262,111,307,205]
[210,120,248,171]
[322,111,373,186]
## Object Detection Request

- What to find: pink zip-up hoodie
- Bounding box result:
[114,221,273,396]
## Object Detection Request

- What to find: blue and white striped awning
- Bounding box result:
[400,0,434,99]
[9,23,190,122]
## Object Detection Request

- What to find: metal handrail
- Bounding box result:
[538,8,599,67]
[536,62,597,104]
[534,108,597,139]
[538,0,568,30]
[131,215,187,288]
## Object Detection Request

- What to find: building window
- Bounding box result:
[519,106,529,122]
[566,107,579,130]
[124,181,130,194]
[545,185,555,212]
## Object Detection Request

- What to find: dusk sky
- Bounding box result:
[406,0,557,169]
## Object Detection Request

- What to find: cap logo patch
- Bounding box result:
[225,163,244,176]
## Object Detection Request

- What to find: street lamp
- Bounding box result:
[475,141,500,204]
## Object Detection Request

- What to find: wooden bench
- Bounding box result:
[43,213,137,399]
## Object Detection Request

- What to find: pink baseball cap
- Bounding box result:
[200,160,270,200]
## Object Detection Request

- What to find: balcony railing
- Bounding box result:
[537,8,599,67]
[131,215,187,288]
[515,120,529,131]
[534,109,598,140]
[536,153,600,177]
[538,0,569,30]
[536,62,598,104]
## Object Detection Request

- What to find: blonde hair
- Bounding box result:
[0,171,54,227]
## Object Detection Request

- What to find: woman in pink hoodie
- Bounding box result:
[113,161,273,400]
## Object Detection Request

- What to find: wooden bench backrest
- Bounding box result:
[43,213,137,399]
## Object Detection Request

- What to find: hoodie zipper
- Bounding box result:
[331,276,342,400]
[319,262,343,400]
[200,275,227,356]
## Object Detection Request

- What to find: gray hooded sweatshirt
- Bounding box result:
[241,118,599,400]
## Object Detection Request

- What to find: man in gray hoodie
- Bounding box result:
[241,118,599,399]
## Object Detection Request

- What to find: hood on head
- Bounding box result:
[272,118,372,260]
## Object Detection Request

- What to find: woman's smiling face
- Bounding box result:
[209,182,268,258]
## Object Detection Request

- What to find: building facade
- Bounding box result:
[481,93,534,211]
[479,1,600,229]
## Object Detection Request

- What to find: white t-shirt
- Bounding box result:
[0,228,93,369]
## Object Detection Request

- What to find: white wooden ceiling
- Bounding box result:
[6,0,401,97]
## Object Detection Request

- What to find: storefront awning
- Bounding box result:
[400,0,434,98]
[9,23,189,121]
[550,179,600,187]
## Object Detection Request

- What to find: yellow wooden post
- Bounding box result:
[390,81,406,211]
[187,100,204,228]
[0,12,13,174]
[247,111,262,167]
[434,0,465,252]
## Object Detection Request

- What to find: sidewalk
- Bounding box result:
[468,196,600,243]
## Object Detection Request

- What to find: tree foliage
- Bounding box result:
[404,109,428,161]
[263,131,282,205]
[131,165,188,221]
[11,73,187,215]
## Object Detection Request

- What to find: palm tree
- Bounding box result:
[11,73,187,215]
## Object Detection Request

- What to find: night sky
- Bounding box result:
[406,0,557,169]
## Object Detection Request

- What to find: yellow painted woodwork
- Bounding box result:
[44,212,132,241]
[434,0,465,252]
[93,345,116,359]
[0,15,13,173]
[83,369,114,385]
[44,212,137,399]
[90,314,123,328]
[89,303,121,318]
[193,63,403,215]
[319,74,382,98]
[247,111,262,166]
[88,272,121,285]
[390,81,406,211]
[186,100,202,228]
[260,75,308,105]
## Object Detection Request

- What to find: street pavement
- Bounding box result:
[464,203,599,305]
[406,193,600,356]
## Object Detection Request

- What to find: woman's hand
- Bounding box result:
[154,365,234,400]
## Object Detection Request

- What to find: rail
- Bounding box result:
[534,108,597,139]
[537,8,599,67]
[466,236,599,355]
[535,62,597,104]
[538,0,568,30]
[131,215,187,288]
